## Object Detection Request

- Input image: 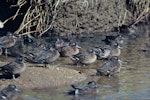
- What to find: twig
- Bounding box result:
[3,13,23,24]
[39,13,58,36]
[122,10,127,25]
[18,30,39,36]
[11,0,27,20]
[15,6,31,34]
[15,14,40,34]
[132,7,150,25]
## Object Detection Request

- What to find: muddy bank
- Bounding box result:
[0,60,86,89]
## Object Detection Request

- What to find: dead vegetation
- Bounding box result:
[3,0,150,37]
[125,0,150,25]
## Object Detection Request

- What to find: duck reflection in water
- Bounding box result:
[97,76,120,92]
[70,94,99,100]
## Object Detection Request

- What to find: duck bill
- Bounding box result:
[118,45,123,49]
[94,50,100,55]
[95,85,100,88]
[118,59,123,63]
[94,51,98,55]
[0,45,4,48]
[15,88,21,92]
[76,45,81,49]
[13,35,18,39]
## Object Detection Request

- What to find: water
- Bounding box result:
[3,24,150,100]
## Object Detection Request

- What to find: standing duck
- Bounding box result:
[33,47,60,65]
[0,56,26,80]
[0,32,18,56]
[71,49,97,65]
[60,42,81,58]
[109,42,122,57]
[26,44,46,60]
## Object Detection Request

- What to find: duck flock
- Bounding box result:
[0,25,149,99]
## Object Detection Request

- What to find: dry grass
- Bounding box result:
[125,0,150,25]
[14,0,54,37]
[5,0,149,37]
[13,0,96,37]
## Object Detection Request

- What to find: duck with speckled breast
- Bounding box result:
[96,56,122,77]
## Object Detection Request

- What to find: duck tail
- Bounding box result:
[70,56,79,64]
[0,67,4,74]
[71,84,76,89]
[0,45,4,48]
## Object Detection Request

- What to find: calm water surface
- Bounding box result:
[19,24,150,100]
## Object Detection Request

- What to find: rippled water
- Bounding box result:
[17,24,150,100]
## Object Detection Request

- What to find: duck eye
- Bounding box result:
[90,49,94,52]
[72,42,76,46]
[101,48,105,53]
[114,56,118,60]
[69,42,74,46]
[88,81,96,85]
[119,35,122,38]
